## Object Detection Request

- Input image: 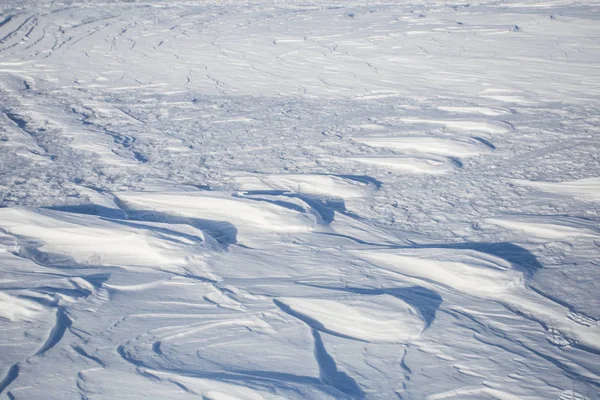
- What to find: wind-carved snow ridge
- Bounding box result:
[275,295,425,343]
[1,0,600,399]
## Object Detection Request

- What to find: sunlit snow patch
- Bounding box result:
[437,106,510,117]
[513,177,600,202]
[348,156,455,174]
[485,215,600,242]
[277,295,425,343]
[353,136,493,157]
[116,191,318,245]
[356,248,600,352]
[233,173,376,198]
[399,118,509,134]
[356,248,523,298]
[0,291,48,322]
[0,208,209,274]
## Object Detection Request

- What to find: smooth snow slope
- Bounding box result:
[0,0,599,399]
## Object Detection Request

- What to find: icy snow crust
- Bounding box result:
[0,0,599,399]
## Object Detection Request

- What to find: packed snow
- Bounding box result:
[0,0,599,399]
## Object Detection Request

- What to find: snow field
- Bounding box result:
[0,0,599,399]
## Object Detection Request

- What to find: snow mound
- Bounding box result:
[233,173,376,198]
[485,215,600,241]
[400,118,509,134]
[0,207,209,273]
[513,177,600,202]
[116,191,318,244]
[353,136,492,157]
[0,292,47,322]
[348,156,455,174]
[278,295,425,343]
[356,248,523,299]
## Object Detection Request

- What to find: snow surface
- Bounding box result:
[0,0,599,399]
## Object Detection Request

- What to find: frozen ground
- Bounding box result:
[0,0,599,398]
